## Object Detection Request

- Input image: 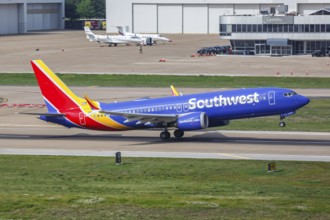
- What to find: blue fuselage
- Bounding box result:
[96,87,309,129]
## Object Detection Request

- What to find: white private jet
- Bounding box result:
[116,26,172,45]
[84,27,142,46]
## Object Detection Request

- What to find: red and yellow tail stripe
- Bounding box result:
[31,60,85,112]
[31,60,129,131]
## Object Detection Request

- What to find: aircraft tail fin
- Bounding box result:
[84,26,96,41]
[30,60,85,114]
[116,26,126,36]
[84,26,93,34]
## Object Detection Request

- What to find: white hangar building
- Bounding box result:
[106,0,330,34]
[0,0,64,35]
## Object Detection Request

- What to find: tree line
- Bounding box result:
[65,0,105,20]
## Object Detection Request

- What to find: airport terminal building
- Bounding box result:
[107,0,330,55]
[220,13,330,55]
[0,0,64,35]
[220,9,330,55]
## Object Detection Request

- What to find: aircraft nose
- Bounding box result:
[297,95,310,108]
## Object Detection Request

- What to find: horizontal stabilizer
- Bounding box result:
[20,112,65,117]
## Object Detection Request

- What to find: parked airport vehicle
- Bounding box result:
[311,49,329,57]
[197,45,231,56]
[84,27,142,46]
[25,60,309,140]
[116,26,171,45]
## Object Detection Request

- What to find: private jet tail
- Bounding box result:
[84,26,96,41]
[116,26,127,36]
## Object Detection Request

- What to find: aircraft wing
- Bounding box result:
[170,85,183,96]
[102,38,123,44]
[100,110,177,125]
[101,37,132,44]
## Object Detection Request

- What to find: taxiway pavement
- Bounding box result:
[0,31,330,77]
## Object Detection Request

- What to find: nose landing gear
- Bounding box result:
[279,115,286,127]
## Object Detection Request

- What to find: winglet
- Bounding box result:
[170,85,182,96]
[84,95,100,110]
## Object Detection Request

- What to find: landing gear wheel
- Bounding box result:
[174,129,184,138]
[279,122,286,127]
[160,131,171,140]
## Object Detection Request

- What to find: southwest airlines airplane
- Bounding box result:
[28,60,309,140]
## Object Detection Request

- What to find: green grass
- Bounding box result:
[0,156,329,219]
[1,73,330,88]
[219,98,330,132]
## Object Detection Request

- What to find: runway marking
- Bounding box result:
[220,130,330,136]
[0,124,56,127]
[0,134,30,138]
[0,149,329,161]
[217,153,250,160]
[229,139,330,145]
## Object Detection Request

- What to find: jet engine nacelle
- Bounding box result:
[176,112,209,131]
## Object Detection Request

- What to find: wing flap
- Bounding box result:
[100,110,177,125]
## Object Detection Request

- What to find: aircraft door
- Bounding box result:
[183,103,189,112]
[176,104,182,113]
[146,37,153,46]
[268,91,275,105]
[79,112,86,125]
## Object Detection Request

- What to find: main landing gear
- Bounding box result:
[160,129,184,140]
[160,130,170,140]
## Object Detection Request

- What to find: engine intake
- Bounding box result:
[177,112,209,131]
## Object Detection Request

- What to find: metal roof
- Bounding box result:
[310,8,330,15]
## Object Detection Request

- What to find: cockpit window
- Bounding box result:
[283,92,297,97]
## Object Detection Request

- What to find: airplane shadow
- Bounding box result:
[0,132,329,147]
